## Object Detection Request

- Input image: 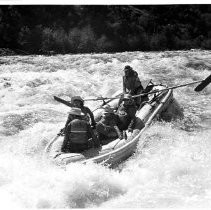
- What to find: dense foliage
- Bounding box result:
[0,5,211,54]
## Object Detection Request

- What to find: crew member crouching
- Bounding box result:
[117,94,137,133]
[96,105,123,144]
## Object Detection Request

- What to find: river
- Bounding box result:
[0,50,210,208]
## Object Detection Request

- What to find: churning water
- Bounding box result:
[0,50,210,208]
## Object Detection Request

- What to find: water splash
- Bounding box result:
[0,50,210,208]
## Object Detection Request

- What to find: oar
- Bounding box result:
[85,75,211,101]
[132,74,211,98]
[84,96,120,101]
[92,99,113,112]
[54,74,211,106]
[53,95,119,112]
[194,74,211,92]
[91,92,124,112]
[44,131,63,153]
[53,96,73,107]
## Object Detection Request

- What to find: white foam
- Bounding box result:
[0,50,211,208]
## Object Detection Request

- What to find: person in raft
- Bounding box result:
[116,93,137,133]
[59,95,96,135]
[96,105,123,143]
[122,65,147,108]
[61,107,100,153]
[71,96,96,129]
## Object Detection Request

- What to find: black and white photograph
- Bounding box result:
[0,1,211,208]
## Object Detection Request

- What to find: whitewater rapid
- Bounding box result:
[0,50,211,208]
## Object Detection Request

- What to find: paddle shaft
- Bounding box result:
[132,79,205,98]
[54,74,210,105]
[85,96,120,101]
[54,96,72,107]
[91,92,123,111]
[54,95,118,112]
[85,79,205,101]
[92,98,115,112]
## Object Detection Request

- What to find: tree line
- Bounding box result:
[0,5,210,55]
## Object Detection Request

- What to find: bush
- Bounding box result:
[77,25,96,53]
[95,34,114,52]
[201,38,211,49]
[18,25,43,53]
[150,33,167,50]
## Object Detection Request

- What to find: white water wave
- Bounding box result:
[0,50,210,208]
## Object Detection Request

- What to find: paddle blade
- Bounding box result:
[194,74,211,92]
[54,96,67,103]
[53,96,72,107]
[53,96,60,101]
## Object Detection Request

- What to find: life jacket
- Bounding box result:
[68,119,89,144]
[117,102,137,130]
[117,104,130,126]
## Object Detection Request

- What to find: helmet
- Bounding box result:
[68,107,84,116]
[71,96,84,105]
[124,65,133,71]
[124,65,134,77]
[122,94,133,105]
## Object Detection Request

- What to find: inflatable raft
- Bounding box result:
[45,82,173,167]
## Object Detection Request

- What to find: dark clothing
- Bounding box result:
[133,85,146,109]
[64,104,96,128]
[123,71,144,108]
[96,113,123,141]
[81,106,96,127]
[64,142,90,153]
[64,114,74,132]
[116,100,137,131]
[123,73,143,94]
[61,118,100,153]
[53,96,94,126]
[68,119,90,144]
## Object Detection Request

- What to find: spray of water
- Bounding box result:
[0,50,210,208]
